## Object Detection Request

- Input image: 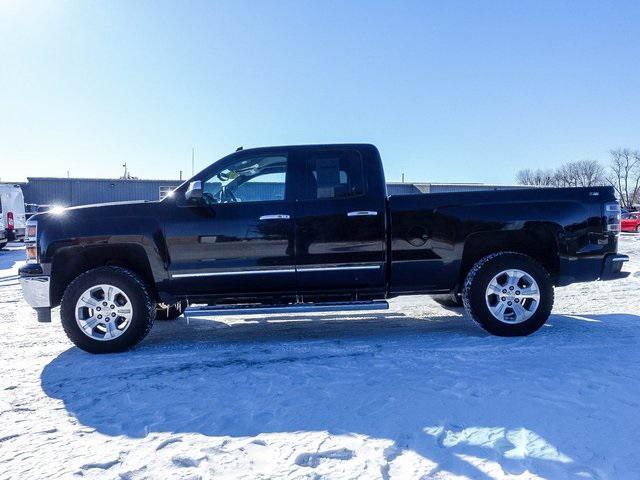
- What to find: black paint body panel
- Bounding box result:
[29,144,620,307]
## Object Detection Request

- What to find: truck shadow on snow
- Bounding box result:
[41,312,640,479]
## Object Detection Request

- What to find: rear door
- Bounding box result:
[293,146,387,298]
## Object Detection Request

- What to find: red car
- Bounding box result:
[621,212,640,233]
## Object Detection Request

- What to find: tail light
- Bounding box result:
[7,212,14,230]
[604,202,621,233]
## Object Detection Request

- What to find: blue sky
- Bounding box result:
[1,1,639,184]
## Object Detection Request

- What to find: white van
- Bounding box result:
[0,184,26,242]
[0,216,6,250]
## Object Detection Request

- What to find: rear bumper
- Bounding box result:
[557,253,629,286]
[19,264,51,308]
[600,254,629,280]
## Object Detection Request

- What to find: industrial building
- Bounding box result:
[9,177,528,208]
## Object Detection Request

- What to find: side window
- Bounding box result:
[302,150,365,200]
[202,155,288,204]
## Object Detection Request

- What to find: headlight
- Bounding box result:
[25,220,38,263]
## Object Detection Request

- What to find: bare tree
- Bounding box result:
[554,160,606,187]
[516,168,556,186]
[608,149,640,209]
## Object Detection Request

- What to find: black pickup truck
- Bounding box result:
[19,144,628,353]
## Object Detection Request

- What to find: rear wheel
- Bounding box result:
[636,225,640,233]
[60,266,155,353]
[462,252,553,336]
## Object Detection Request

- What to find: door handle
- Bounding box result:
[347,211,378,217]
[259,214,291,220]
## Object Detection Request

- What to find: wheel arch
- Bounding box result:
[460,224,560,285]
[50,243,159,307]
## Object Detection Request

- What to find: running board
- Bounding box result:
[184,300,389,318]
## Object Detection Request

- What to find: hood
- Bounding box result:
[31,200,162,224]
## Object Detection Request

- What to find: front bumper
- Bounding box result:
[19,263,51,308]
[19,276,51,308]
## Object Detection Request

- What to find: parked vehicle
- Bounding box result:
[19,144,628,353]
[0,216,6,250]
[0,184,26,241]
[621,212,640,233]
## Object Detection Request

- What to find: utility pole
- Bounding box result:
[191,148,195,176]
[401,172,405,183]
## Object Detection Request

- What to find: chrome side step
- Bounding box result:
[184,300,389,318]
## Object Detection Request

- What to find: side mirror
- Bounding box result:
[185,180,203,201]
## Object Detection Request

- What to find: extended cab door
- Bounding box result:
[293,145,387,298]
[164,150,297,299]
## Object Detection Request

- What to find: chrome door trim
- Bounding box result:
[259,214,291,220]
[347,211,378,217]
[171,264,382,278]
[296,265,381,272]
[172,268,295,278]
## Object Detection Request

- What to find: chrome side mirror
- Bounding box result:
[185,180,203,201]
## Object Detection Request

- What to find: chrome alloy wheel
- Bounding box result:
[75,284,133,341]
[485,269,540,324]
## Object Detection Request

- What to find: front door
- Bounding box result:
[293,147,387,298]
[164,151,296,298]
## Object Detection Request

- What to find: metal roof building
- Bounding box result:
[20,177,184,206]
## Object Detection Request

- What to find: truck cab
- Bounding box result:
[163,144,387,304]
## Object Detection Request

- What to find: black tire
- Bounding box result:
[432,292,463,308]
[156,300,188,320]
[462,252,554,336]
[636,225,640,233]
[0,241,6,251]
[60,266,155,353]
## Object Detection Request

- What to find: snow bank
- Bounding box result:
[1,236,639,479]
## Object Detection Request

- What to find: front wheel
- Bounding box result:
[462,252,554,336]
[60,266,156,353]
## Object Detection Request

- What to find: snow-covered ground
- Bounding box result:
[1,237,639,480]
